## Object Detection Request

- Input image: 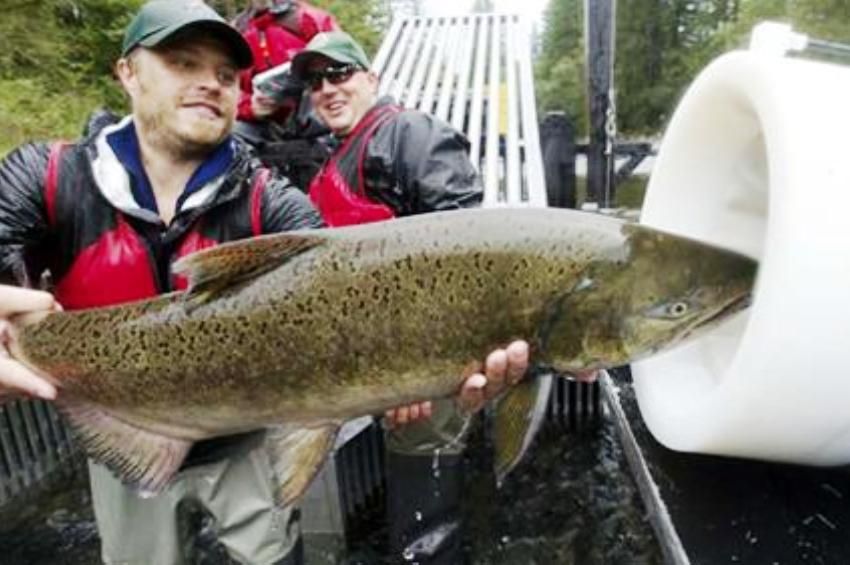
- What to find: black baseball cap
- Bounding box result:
[122,0,253,68]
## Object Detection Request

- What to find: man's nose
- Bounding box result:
[198,65,233,90]
[197,68,222,90]
[315,77,338,94]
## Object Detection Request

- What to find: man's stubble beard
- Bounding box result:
[135,83,231,161]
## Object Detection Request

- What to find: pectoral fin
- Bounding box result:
[493,373,553,484]
[264,424,339,507]
[56,397,192,495]
[173,231,328,303]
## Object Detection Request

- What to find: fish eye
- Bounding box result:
[667,301,689,317]
[644,299,693,320]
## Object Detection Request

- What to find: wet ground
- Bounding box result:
[0,419,661,564]
[462,424,662,565]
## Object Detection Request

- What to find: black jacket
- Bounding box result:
[343,96,483,216]
[0,114,322,301]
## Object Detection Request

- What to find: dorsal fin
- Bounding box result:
[173,231,328,302]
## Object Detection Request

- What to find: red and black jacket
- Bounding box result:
[0,115,323,306]
[310,96,484,221]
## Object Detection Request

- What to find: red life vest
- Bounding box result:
[307,105,401,227]
[43,143,269,311]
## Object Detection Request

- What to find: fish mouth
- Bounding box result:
[681,291,752,341]
[703,292,752,326]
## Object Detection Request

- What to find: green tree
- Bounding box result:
[534,0,587,132]
[614,0,742,134]
[309,0,390,56]
[537,0,850,137]
[0,0,143,153]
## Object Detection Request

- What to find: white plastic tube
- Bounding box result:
[631,50,850,465]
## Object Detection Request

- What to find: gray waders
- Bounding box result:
[89,444,302,565]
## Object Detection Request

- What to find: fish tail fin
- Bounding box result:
[57,397,192,494]
[493,373,553,484]
[264,424,339,507]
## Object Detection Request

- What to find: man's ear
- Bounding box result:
[367,71,380,95]
[114,56,138,97]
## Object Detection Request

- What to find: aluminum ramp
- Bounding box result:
[373,14,547,208]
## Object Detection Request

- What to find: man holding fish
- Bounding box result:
[0,1,530,564]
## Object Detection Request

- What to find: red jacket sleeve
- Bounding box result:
[297,2,340,38]
[237,3,340,123]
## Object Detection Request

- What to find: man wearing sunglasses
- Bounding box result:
[229,1,340,191]
[291,31,489,564]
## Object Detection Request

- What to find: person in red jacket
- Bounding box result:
[236,1,337,125]
[290,31,516,564]
[233,0,338,192]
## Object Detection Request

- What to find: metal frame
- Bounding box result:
[0,399,81,506]
[374,14,547,207]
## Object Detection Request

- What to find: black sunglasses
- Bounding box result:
[304,64,361,92]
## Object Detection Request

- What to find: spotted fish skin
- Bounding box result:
[8,208,756,497]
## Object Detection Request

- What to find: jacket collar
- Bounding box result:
[90,116,236,223]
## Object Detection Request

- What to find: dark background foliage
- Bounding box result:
[0,0,388,154]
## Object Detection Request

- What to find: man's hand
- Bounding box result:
[456,340,529,414]
[384,340,531,428]
[0,286,60,400]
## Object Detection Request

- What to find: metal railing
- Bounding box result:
[0,399,81,506]
[374,14,547,207]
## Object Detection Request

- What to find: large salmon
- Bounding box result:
[8,208,757,503]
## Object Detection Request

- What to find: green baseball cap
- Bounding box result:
[291,31,371,79]
[122,0,253,68]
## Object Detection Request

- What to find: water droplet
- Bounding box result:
[402,548,416,561]
[415,511,423,522]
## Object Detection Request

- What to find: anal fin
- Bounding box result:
[57,397,192,494]
[493,373,553,484]
[264,424,339,507]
